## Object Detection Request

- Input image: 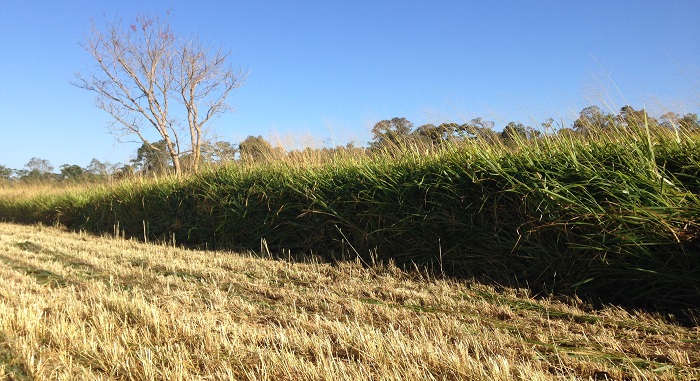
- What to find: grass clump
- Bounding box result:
[1,124,699,319]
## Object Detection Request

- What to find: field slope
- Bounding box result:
[0,222,698,380]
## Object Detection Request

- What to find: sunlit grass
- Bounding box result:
[0,181,95,201]
[0,222,698,380]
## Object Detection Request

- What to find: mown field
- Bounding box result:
[1,222,699,380]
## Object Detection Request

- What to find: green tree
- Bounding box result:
[59,164,85,180]
[414,123,463,145]
[132,141,172,174]
[679,113,700,130]
[473,126,500,144]
[573,106,613,134]
[501,122,527,144]
[659,112,699,130]
[25,157,54,174]
[201,141,238,164]
[86,158,120,177]
[541,118,555,134]
[0,165,13,181]
[659,112,680,130]
[414,123,440,145]
[239,136,276,162]
[458,118,495,140]
[439,122,463,142]
[369,117,414,149]
[617,106,658,128]
[500,122,539,145]
[114,164,135,179]
[463,118,499,143]
[83,159,122,181]
[18,158,54,181]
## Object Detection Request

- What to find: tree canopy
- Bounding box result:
[369,117,414,149]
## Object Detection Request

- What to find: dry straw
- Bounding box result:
[0,222,698,380]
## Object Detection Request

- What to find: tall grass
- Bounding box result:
[1,123,699,318]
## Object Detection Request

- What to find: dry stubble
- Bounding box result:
[0,222,698,380]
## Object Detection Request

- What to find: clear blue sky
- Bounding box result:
[1,0,698,171]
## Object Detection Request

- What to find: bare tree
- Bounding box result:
[74,13,245,176]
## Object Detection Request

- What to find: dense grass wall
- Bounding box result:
[1,127,699,316]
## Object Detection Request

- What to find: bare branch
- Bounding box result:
[74,12,244,176]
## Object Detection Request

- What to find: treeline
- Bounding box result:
[0,158,124,183]
[2,105,698,183]
[369,105,699,148]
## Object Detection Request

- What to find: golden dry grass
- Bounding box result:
[0,222,698,380]
[0,178,143,200]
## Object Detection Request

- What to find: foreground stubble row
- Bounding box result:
[0,222,698,380]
